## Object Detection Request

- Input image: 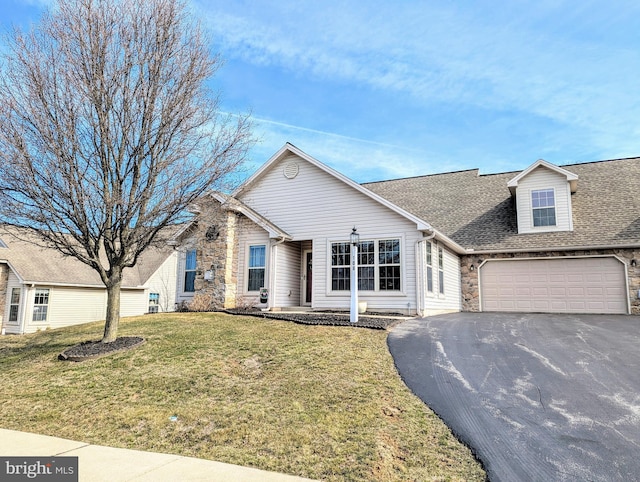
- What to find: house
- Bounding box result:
[0,227,178,334]
[175,143,640,316]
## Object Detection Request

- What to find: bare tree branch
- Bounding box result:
[0,0,254,342]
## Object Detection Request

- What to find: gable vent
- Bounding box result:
[283,162,299,179]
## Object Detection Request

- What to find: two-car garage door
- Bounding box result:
[480,257,628,314]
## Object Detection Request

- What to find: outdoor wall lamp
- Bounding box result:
[350,227,360,324]
[470,264,475,271]
[632,259,637,267]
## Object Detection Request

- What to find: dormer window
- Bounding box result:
[532,189,556,227]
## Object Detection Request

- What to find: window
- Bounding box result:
[32,288,49,322]
[379,239,401,290]
[358,241,375,290]
[184,249,196,292]
[9,288,20,322]
[331,242,351,291]
[426,242,433,293]
[148,292,159,313]
[532,189,556,227]
[248,245,266,291]
[438,247,444,295]
[331,238,401,292]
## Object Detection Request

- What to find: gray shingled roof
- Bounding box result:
[0,226,175,288]
[364,157,640,252]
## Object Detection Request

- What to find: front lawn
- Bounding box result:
[0,313,484,481]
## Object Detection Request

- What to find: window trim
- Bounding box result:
[32,288,50,323]
[183,249,197,293]
[148,292,160,314]
[328,236,404,295]
[531,188,557,228]
[247,244,266,292]
[8,288,21,323]
[437,246,445,295]
[426,242,434,294]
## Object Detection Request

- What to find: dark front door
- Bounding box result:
[305,252,312,304]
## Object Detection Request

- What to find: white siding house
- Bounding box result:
[0,228,179,334]
[213,144,466,316]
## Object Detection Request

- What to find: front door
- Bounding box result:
[303,250,312,305]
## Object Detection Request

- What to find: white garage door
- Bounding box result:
[480,257,628,314]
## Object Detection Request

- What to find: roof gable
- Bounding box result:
[235,143,434,232]
[507,159,578,195]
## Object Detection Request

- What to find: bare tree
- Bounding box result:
[0,0,253,342]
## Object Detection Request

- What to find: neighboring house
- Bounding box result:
[176,143,640,316]
[0,227,178,334]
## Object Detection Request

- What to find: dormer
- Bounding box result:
[507,159,578,234]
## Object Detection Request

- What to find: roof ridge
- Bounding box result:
[363,168,481,185]
[560,156,640,168]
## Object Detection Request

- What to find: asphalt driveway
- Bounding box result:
[388,312,640,482]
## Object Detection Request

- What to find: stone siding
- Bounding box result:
[186,204,241,310]
[461,248,640,315]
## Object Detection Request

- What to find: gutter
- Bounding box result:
[465,242,640,255]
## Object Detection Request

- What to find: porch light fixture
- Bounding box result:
[350,227,360,324]
[632,259,637,267]
[470,264,475,271]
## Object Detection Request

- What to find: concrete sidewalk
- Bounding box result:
[0,429,317,481]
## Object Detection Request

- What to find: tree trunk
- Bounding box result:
[102,275,122,343]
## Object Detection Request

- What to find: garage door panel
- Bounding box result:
[480,257,627,314]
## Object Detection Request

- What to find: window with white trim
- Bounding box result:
[32,288,49,322]
[247,245,266,291]
[331,242,351,291]
[532,188,556,227]
[9,288,20,322]
[358,241,375,290]
[148,292,159,313]
[184,249,197,292]
[426,242,433,293]
[438,246,444,295]
[379,239,401,290]
[330,238,402,292]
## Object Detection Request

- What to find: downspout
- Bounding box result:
[416,231,436,317]
[268,237,287,311]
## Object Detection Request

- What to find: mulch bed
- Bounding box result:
[58,336,145,362]
[224,309,406,330]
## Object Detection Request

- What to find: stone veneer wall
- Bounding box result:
[189,205,240,310]
[0,264,8,323]
[461,248,640,315]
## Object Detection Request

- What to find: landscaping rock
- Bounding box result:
[225,309,405,330]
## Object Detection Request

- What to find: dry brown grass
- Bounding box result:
[0,312,485,481]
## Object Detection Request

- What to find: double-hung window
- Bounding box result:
[9,288,20,322]
[184,249,197,292]
[358,241,375,290]
[426,243,433,293]
[438,247,445,295]
[148,292,160,313]
[248,245,266,291]
[379,239,401,290]
[331,242,351,291]
[532,189,556,227]
[32,288,49,322]
[331,238,402,292]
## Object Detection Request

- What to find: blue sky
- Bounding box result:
[3,1,640,183]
